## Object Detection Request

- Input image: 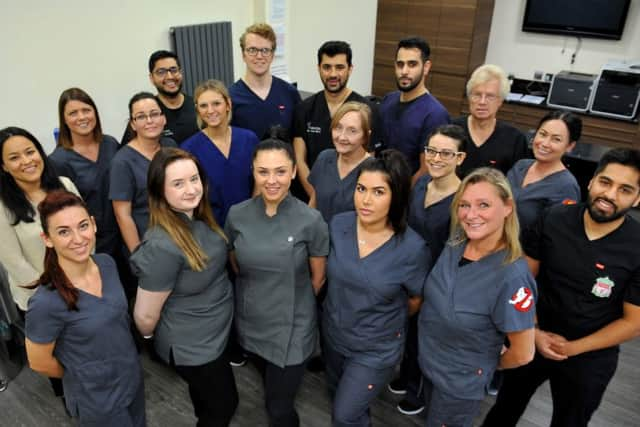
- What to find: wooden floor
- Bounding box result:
[1,338,639,426]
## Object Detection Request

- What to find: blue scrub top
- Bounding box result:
[229,76,301,140]
[408,174,454,263]
[323,211,431,368]
[308,149,366,223]
[182,127,259,226]
[418,243,537,400]
[25,254,142,417]
[507,159,580,233]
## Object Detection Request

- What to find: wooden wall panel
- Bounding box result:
[407,0,441,41]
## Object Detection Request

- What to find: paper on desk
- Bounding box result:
[507,93,524,101]
[521,95,546,104]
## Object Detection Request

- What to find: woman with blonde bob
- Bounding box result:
[131,147,238,426]
[454,64,529,177]
[182,79,259,226]
[308,101,372,223]
[417,167,537,426]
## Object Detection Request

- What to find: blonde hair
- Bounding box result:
[147,148,226,271]
[466,64,510,100]
[330,101,372,150]
[240,23,276,51]
[449,167,522,264]
[193,79,232,129]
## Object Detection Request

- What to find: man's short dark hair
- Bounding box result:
[148,50,180,73]
[396,37,430,62]
[594,148,640,186]
[317,41,352,66]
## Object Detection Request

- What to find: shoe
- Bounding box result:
[387,378,407,395]
[0,380,7,392]
[306,355,325,373]
[229,353,247,367]
[397,399,424,415]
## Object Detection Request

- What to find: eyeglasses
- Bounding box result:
[424,147,460,160]
[244,47,274,57]
[132,111,163,123]
[469,92,499,103]
[153,66,182,77]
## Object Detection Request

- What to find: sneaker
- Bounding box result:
[397,399,425,415]
[0,380,7,392]
[387,378,407,395]
[229,353,247,367]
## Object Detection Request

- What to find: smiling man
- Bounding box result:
[483,148,640,427]
[379,37,449,184]
[229,23,301,141]
[121,50,198,145]
[292,41,380,201]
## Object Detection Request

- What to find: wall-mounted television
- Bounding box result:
[522,0,631,40]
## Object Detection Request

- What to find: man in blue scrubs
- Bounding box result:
[379,37,449,183]
[229,23,301,141]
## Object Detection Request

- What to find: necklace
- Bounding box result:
[358,239,366,245]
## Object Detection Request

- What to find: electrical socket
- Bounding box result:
[533,70,544,80]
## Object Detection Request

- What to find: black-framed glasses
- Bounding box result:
[132,111,163,123]
[153,66,181,77]
[424,147,460,160]
[244,47,274,56]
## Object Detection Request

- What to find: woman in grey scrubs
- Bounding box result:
[322,150,431,427]
[507,110,581,233]
[418,168,537,427]
[225,138,329,427]
[131,148,237,426]
[308,101,372,223]
[25,190,144,427]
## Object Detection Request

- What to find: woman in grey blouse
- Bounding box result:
[225,137,329,427]
[131,148,237,426]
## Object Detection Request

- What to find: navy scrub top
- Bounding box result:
[408,174,455,263]
[323,211,431,368]
[225,194,329,368]
[308,149,366,223]
[25,254,142,417]
[108,138,177,242]
[49,135,121,255]
[507,159,580,233]
[418,243,537,400]
[130,217,234,366]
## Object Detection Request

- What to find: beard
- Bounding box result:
[396,76,422,93]
[156,81,182,98]
[586,194,631,223]
[323,78,347,94]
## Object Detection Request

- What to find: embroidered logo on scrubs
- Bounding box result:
[509,287,533,312]
[562,198,577,205]
[306,122,322,134]
[287,236,294,243]
[591,276,615,298]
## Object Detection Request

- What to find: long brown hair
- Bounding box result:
[57,88,104,149]
[147,147,225,271]
[36,190,92,310]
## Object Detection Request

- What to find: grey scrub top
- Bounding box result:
[507,159,580,233]
[418,243,537,400]
[308,149,365,223]
[108,138,177,242]
[25,254,142,417]
[323,211,431,368]
[130,217,234,366]
[225,194,329,368]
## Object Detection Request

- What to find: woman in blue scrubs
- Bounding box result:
[308,101,372,223]
[390,124,468,415]
[418,167,536,427]
[25,190,144,426]
[182,79,259,226]
[323,149,431,427]
[507,110,581,233]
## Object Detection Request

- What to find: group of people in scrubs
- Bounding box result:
[0,37,614,426]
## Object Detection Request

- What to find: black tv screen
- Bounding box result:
[522,0,631,40]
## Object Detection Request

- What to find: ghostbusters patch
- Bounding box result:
[509,287,534,312]
[591,276,615,298]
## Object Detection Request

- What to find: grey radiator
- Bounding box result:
[170,21,235,97]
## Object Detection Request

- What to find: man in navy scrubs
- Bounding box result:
[379,37,449,184]
[483,148,640,427]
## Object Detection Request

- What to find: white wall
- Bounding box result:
[2,0,254,152]
[486,0,640,80]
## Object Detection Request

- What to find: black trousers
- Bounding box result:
[173,352,238,427]
[249,353,307,427]
[396,314,423,406]
[482,349,618,427]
